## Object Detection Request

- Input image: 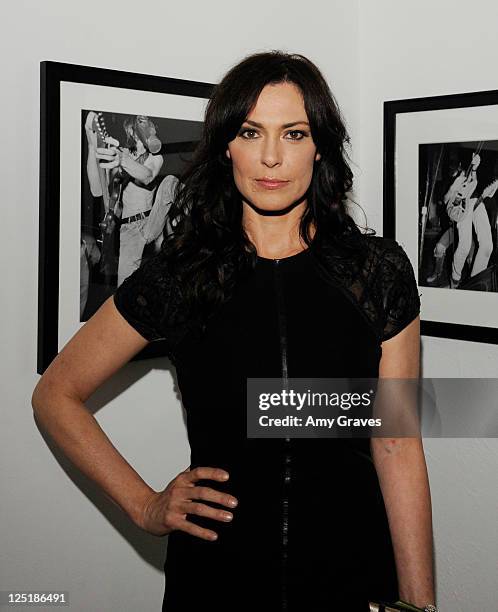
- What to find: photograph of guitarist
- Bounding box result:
[443,152,496,288]
[84,112,164,286]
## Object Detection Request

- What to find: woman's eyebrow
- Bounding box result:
[243,120,310,128]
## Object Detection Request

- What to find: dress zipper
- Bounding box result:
[273,259,291,611]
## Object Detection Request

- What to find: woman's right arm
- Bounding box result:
[31,296,237,539]
[31,296,156,527]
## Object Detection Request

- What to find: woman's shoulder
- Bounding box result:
[360,233,410,265]
[359,233,417,293]
[360,234,420,341]
[317,231,419,341]
[117,251,177,305]
[112,251,185,348]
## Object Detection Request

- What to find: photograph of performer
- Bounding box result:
[85,112,164,286]
[420,142,498,292]
[81,110,201,322]
[443,152,495,288]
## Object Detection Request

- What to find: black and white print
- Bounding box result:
[80,110,201,321]
[419,140,498,292]
[37,61,212,373]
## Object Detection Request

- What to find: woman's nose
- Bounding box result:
[260,137,282,167]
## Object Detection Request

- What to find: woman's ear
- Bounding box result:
[226,149,231,160]
[315,151,321,162]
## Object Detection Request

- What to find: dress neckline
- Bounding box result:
[256,247,311,262]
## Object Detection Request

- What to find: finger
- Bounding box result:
[96,146,117,153]
[183,485,238,509]
[170,466,190,486]
[97,159,119,167]
[175,517,218,541]
[95,150,118,160]
[99,160,120,169]
[85,112,96,128]
[95,148,117,157]
[180,500,234,523]
[186,466,230,484]
[98,147,118,156]
[105,136,120,146]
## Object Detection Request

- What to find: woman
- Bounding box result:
[32,51,436,611]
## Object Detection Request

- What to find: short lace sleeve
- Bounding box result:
[113,254,174,343]
[378,241,421,341]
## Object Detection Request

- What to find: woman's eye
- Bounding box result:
[239,128,258,139]
[286,130,307,140]
[238,128,309,140]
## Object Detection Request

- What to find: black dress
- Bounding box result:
[113,234,421,612]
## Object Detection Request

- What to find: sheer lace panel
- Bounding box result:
[313,235,421,343]
[376,240,421,341]
[112,253,186,357]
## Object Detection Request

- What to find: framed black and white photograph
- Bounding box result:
[384,90,498,344]
[38,61,214,373]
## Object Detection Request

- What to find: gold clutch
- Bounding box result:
[369,601,425,612]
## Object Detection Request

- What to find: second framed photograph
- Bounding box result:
[38,61,214,373]
[384,89,498,344]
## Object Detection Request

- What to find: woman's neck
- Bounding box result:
[242,201,315,259]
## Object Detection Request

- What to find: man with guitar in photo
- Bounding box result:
[443,151,496,288]
[84,111,164,286]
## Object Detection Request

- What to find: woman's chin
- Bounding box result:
[241,194,308,215]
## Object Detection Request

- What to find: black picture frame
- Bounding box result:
[38,61,214,374]
[384,89,498,345]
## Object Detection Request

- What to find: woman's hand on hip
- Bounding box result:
[136,466,238,540]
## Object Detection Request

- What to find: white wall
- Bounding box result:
[4,1,497,609]
[0,1,359,611]
[359,1,498,609]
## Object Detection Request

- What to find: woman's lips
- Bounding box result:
[255,179,289,190]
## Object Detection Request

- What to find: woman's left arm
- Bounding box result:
[371,315,436,608]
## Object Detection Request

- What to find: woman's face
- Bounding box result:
[226,81,320,212]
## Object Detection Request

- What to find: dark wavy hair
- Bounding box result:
[155,50,373,329]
